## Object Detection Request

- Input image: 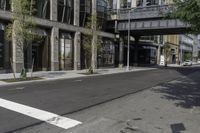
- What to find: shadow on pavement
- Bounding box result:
[153,68,200,109]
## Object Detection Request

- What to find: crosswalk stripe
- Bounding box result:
[0,98,82,130]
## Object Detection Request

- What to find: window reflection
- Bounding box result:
[0,0,10,10]
[59,33,73,70]
[96,0,107,29]
[137,0,160,6]
[146,0,159,6]
[34,0,50,19]
[58,0,74,24]
[80,0,91,27]
[98,39,115,67]
[80,0,107,28]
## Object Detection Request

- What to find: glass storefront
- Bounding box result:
[23,28,50,71]
[138,46,157,65]
[98,39,115,67]
[59,33,73,70]
[58,0,74,24]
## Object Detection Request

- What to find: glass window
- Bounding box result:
[98,39,115,67]
[58,0,74,24]
[80,0,91,27]
[59,33,73,70]
[96,0,107,29]
[0,0,10,10]
[146,0,159,6]
[137,0,143,6]
[34,0,50,19]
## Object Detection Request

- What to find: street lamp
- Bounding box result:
[126,9,131,71]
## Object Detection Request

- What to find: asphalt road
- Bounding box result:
[0,66,199,133]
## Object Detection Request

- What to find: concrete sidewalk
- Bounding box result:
[0,67,156,86]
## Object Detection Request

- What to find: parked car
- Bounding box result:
[182,60,192,66]
[197,59,200,63]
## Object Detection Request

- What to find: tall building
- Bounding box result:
[0,0,116,73]
[179,35,194,62]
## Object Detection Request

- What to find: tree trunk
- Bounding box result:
[91,35,97,71]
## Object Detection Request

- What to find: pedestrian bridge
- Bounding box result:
[107,5,190,35]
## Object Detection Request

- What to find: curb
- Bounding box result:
[0,68,157,87]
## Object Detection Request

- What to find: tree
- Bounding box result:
[170,0,200,34]
[163,42,171,67]
[183,52,192,61]
[6,0,38,78]
[82,13,102,74]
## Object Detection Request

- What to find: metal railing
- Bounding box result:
[107,4,174,20]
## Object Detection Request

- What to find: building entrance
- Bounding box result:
[59,33,73,70]
[24,32,49,72]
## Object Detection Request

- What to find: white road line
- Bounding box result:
[9,87,25,91]
[74,79,83,82]
[0,98,82,130]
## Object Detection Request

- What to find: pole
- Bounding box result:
[126,9,131,71]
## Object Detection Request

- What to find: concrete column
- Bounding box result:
[12,20,23,73]
[50,0,57,21]
[73,0,81,70]
[91,0,98,70]
[117,0,120,9]
[74,32,81,70]
[157,45,161,65]
[119,37,124,67]
[131,0,137,7]
[74,0,80,26]
[10,1,23,73]
[50,0,59,71]
[51,27,59,71]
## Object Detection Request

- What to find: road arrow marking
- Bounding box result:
[0,98,82,129]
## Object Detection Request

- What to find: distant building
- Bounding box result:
[179,35,194,62]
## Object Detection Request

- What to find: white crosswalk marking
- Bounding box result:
[0,98,82,129]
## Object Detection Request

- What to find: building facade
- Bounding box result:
[179,35,194,62]
[109,0,196,66]
[0,0,116,73]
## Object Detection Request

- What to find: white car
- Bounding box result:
[182,60,192,66]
